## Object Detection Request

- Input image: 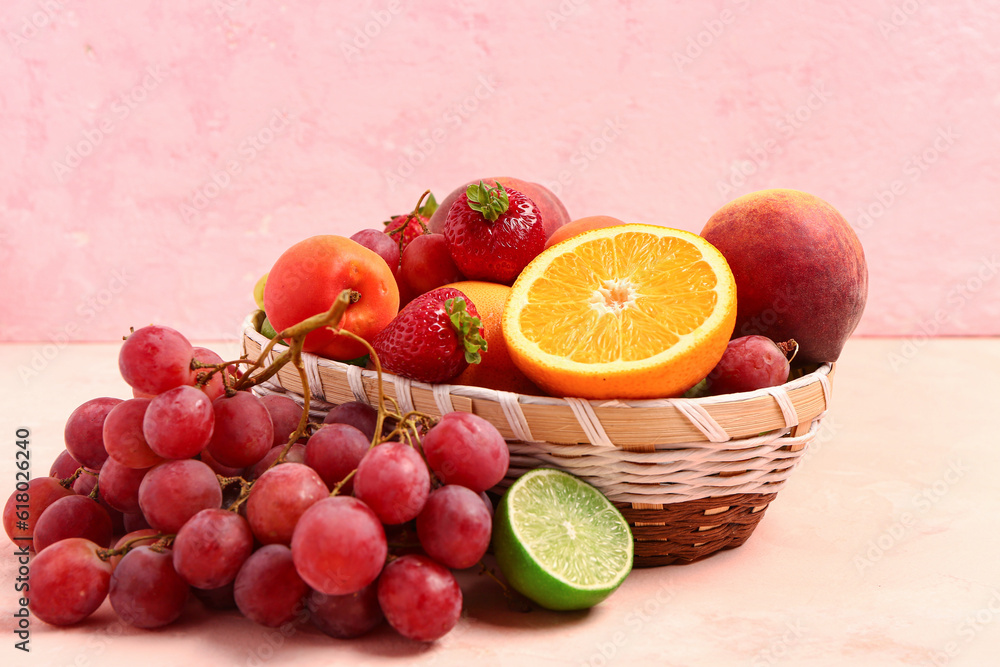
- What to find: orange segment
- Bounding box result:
[502,225,737,399]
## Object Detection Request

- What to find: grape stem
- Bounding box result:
[332,325,444,495]
[234,290,354,393]
[329,469,356,497]
[334,328,391,447]
[96,532,175,562]
[385,189,432,253]
[778,339,800,364]
[227,289,444,507]
[59,466,97,489]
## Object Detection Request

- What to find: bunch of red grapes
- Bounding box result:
[3,324,510,642]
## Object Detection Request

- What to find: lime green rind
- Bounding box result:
[508,470,633,588]
[493,469,634,611]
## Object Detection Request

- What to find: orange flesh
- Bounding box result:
[518,232,719,364]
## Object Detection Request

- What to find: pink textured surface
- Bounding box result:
[2,0,998,342]
[3,338,1000,662]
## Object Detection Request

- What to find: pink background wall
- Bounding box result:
[2,0,998,344]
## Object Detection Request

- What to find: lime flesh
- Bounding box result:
[493,468,634,610]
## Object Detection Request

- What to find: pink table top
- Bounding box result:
[1,337,997,666]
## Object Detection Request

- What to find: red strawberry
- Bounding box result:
[373,287,487,384]
[384,190,438,254]
[442,180,545,285]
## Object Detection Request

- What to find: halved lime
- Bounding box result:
[493,468,634,611]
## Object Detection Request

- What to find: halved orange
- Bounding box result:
[502,224,737,399]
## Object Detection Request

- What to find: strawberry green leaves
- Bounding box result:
[465,181,510,222]
[445,298,487,365]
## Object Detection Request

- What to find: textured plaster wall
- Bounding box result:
[2,0,998,343]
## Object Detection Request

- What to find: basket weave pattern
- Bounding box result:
[241,313,833,567]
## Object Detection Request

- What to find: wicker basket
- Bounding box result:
[241,311,833,567]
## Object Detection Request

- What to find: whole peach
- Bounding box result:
[701,189,868,364]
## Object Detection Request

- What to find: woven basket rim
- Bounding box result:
[240,311,833,448]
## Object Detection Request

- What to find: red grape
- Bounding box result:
[421,412,509,492]
[143,385,215,459]
[308,582,383,638]
[33,494,113,552]
[416,485,492,569]
[138,459,223,533]
[71,469,99,496]
[109,528,160,568]
[3,477,75,552]
[97,458,149,514]
[64,396,123,469]
[353,442,430,525]
[233,544,309,627]
[103,398,164,469]
[304,423,369,492]
[246,463,328,545]
[351,228,401,279]
[291,496,387,595]
[192,582,237,611]
[122,511,152,533]
[706,335,792,395]
[377,554,462,642]
[49,449,82,479]
[399,233,465,299]
[480,491,495,516]
[71,472,126,536]
[118,324,194,396]
[172,509,254,589]
[246,443,307,481]
[191,346,230,401]
[106,504,126,536]
[205,392,274,468]
[259,394,304,448]
[199,449,246,478]
[28,538,112,626]
[109,545,189,628]
[323,401,378,441]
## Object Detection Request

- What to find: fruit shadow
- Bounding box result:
[456,565,593,631]
[184,599,439,660]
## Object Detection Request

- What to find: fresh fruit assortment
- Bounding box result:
[252,181,864,398]
[8,178,868,645]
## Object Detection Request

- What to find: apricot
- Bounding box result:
[264,236,399,360]
[701,189,867,364]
